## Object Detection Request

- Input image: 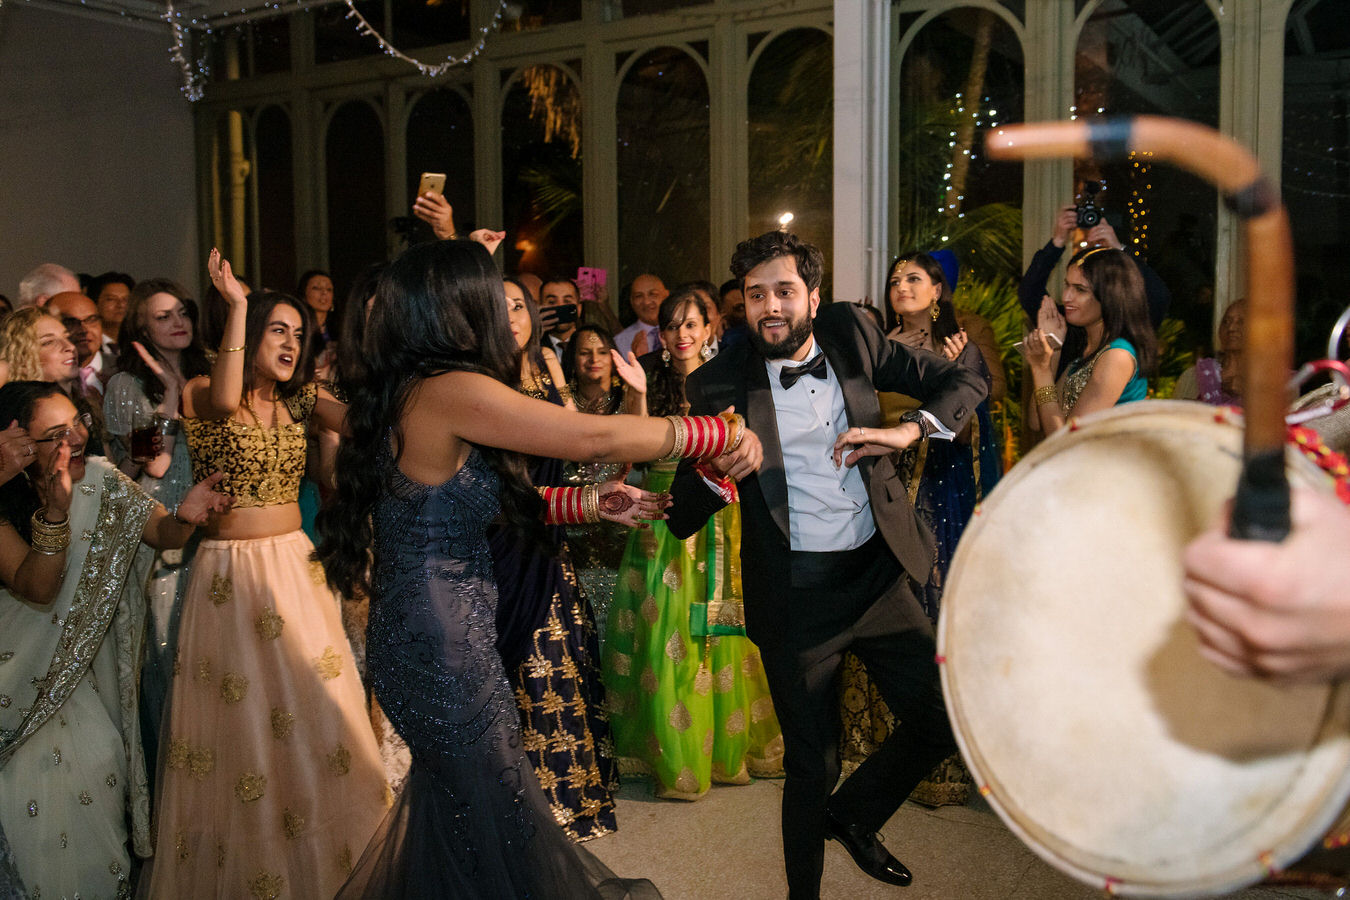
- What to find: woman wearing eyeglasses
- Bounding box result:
[0,380,231,900]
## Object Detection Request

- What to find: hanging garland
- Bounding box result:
[164,0,509,101]
[342,0,507,78]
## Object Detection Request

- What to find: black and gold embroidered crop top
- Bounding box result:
[181,383,316,508]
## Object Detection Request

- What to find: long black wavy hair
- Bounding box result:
[315,240,546,597]
[1058,247,1158,379]
[0,381,69,542]
[883,252,960,342]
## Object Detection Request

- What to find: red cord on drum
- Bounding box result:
[1289,425,1350,504]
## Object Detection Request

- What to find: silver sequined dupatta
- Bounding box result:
[0,459,156,848]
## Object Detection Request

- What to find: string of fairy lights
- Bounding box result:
[165,1,209,101]
[936,91,1003,226]
[158,0,509,100]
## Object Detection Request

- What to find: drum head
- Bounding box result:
[939,401,1350,897]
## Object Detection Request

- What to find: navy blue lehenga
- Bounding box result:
[336,449,658,898]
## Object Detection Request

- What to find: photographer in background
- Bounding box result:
[1019,186,1172,330]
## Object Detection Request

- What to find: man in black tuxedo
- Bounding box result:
[667,232,987,899]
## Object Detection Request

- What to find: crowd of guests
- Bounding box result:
[0,188,1344,900]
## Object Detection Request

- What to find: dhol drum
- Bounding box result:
[938,400,1350,897]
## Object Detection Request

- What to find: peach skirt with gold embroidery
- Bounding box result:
[143,531,388,900]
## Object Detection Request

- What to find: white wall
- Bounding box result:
[0,5,198,300]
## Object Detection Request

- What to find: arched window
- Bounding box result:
[616,46,710,292]
[1075,0,1220,357]
[502,64,583,276]
[255,105,295,291]
[406,88,476,241]
[326,100,386,293]
[1283,0,1350,363]
[895,7,1025,291]
[748,28,834,278]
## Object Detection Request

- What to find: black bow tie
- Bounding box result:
[780,354,828,390]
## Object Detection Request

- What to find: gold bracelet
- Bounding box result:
[720,411,746,452]
[29,510,71,555]
[1034,385,1059,407]
[664,415,689,460]
[581,484,601,523]
[219,345,245,353]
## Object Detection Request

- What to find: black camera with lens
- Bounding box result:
[1076,180,1103,229]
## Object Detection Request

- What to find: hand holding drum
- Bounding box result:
[1183,487,1350,683]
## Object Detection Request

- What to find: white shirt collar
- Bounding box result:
[765,336,821,375]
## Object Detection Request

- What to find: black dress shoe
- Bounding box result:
[824,813,913,887]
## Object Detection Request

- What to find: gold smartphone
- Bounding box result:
[417,172,446,197]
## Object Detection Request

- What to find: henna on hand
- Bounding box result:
[600,489,635,516]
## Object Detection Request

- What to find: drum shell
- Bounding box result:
[938,400,1350,897]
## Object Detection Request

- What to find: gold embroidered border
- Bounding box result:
[0,466,154,765]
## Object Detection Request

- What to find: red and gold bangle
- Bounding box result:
[539,485,603,524]
[665,414,745,459]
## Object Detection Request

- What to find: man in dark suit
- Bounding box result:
[667,232,987,899]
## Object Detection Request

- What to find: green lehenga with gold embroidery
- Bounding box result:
[602,464,784,800]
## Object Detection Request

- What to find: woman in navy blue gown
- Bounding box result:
[316,240,755,898]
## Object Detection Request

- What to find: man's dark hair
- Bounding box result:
[541,276,580,299]
[88,271,135,300]
[718,279,740,300]
[729,231,824,293]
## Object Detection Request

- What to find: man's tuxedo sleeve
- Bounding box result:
[863,311,988,432]
[666,370,730,540]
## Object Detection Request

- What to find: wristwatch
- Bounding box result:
[898,410,932,440]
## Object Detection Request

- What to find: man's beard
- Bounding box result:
[748,312,814,360]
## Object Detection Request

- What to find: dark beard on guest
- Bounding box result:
[748,313,814,360]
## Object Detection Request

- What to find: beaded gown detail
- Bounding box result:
[336,449,659,898]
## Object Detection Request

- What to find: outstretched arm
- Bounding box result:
[860,307,988,432]
[420,371,749,466]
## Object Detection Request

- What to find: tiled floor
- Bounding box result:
[587,778,1336,900]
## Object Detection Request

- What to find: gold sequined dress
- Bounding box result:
[144,385,388,900]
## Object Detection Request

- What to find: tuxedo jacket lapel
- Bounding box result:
[745,350,791,541]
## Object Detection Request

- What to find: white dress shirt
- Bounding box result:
[768,340,876,552]
[615,321,659,359]
[767,337,954,552]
